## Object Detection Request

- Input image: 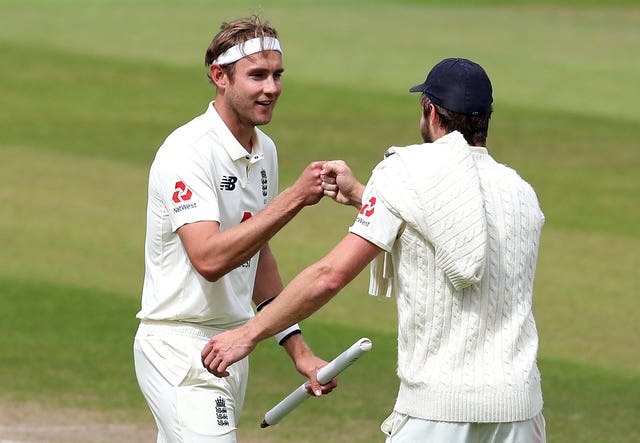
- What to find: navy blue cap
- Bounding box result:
[409,58,493,116]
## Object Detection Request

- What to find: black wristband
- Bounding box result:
[256,296,276,312]
[277,328,302,346]
[256,297,302,345]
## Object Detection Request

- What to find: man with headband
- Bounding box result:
[134,15,336,442]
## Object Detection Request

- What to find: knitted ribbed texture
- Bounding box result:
[368,136,545,423]
[371,131,487,290]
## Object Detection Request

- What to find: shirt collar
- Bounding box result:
[206,101,265,164]
[469,146,488,155]
[433,131,488,156]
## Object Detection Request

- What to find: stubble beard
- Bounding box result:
[421,119,434,143]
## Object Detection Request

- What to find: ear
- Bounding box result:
[209,64,227,88]
[427,104,439,126]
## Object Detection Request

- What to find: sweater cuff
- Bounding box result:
[435,248,484,290]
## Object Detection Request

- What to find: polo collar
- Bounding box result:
[206,101,265,164]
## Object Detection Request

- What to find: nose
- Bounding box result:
[263,75,281,96]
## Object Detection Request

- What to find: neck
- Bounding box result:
[213,101,254,152]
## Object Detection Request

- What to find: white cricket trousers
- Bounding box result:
[382,411,546,443]
[133,321,249,443]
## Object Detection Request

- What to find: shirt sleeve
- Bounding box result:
[348,182,403,252]
[153,150,221,232]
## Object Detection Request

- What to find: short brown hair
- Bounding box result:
[421,94,492,146]
[205,15,279,83]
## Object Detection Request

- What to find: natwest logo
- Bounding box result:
[172,181,192,203]
[359,196,376,217]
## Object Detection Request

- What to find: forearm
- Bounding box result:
[228,186,308,261]
[243,234,379,345]
[246,261,337,344]
[187,186,309,280]
[282,333,313,363]
[200,234,381,379]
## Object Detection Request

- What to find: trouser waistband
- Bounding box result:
[138,320,227,339]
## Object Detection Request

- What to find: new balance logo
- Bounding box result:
[220,176,238,191]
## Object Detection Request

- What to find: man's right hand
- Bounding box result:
[289,161,325,207]
[321,160,364,208]
[202,327,257,377]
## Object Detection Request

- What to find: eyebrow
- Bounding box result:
[247,67,285,75]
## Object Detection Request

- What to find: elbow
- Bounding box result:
[191,258,227,282]
[313,263,349,300]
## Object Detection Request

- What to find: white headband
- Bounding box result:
[213,37,282,66]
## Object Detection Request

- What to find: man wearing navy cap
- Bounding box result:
[202,58,547,442]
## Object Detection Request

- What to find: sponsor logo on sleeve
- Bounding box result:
[172,181,192,203]
[355,196,376,227]
[359,197,376,217]
[172,181,197,213]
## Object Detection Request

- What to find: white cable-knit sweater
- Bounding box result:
[369,132,545,423]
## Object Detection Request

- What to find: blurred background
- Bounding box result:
[0,0,638,442]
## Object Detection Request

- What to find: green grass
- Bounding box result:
[1,1,639,442]
[0,278,143,410]
[1,277,638,442]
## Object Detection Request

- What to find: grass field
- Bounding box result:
[1,0,639,442]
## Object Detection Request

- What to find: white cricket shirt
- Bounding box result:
[137,102,278,327]
[349,186,404,252]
